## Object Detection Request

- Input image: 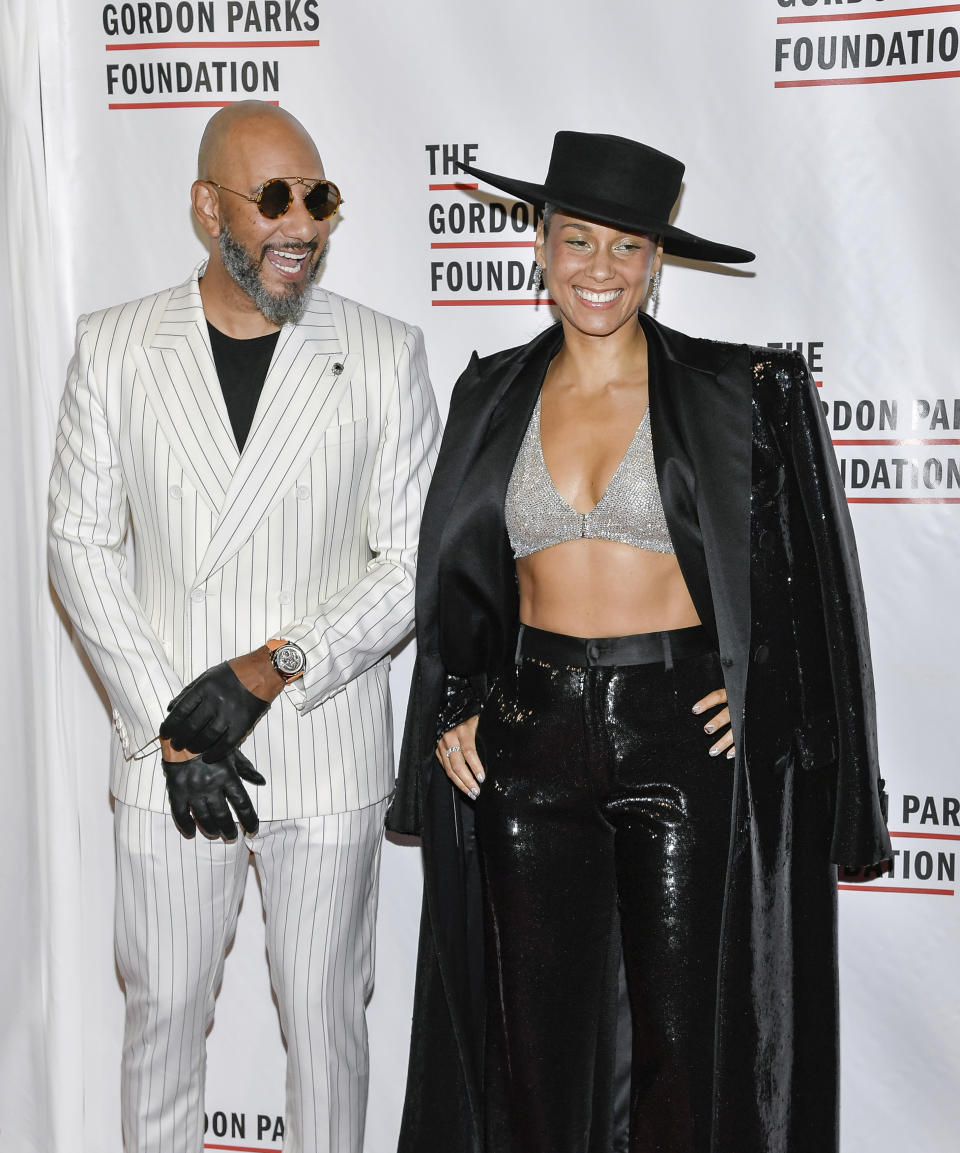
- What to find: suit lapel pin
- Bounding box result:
[333,362,343,374]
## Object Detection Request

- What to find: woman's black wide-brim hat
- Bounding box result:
[458,131,755,264]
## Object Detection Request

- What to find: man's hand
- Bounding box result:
[162,748,267,840]
[160,648,285,763]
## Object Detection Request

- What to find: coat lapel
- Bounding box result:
[134,272,237,513]
[420,326,563,660]
[437,331,563,674]
[440,330,562,552]
[642,314,752,732]
[195,287,356,581]
[436,327,562,516]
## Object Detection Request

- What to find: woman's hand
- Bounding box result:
[436,715,485,798]
[692,687,736,760]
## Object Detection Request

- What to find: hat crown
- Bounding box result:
[543,132,685,223]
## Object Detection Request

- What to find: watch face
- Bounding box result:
[273,643,305,677]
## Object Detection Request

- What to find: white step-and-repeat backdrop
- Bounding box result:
[3,1,958,1150]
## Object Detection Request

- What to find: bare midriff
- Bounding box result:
[516,541,700,639]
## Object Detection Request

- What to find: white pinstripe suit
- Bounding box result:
[48,264,441,1152]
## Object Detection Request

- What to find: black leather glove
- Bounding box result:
[162,749,266,840]
[160,661,270,763]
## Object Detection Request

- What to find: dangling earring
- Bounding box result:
[533,262,543,290]
[647,267,661,315]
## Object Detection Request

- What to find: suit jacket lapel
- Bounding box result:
[446,332,559,527]
[134,273,237,513]
[444,323,563,516]
[425,327,563,673]
[196,288,355,581]
[642,314,752,714]
[418,326,561,642]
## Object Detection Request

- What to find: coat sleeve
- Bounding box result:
[279,323,441,712]
[48,313,184,756]
[787,352,891,866]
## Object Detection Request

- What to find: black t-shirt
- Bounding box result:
[207,321,281,453]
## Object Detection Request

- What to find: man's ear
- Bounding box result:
[191,180,221,239]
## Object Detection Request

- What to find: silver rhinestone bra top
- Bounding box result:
[505,394,675,559]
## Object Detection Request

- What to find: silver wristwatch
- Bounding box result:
[267,639,306,682]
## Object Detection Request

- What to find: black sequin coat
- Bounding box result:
[387,313,891,1153]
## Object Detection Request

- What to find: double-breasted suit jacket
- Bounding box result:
[49,264,441,819]
[388,312,891,1153]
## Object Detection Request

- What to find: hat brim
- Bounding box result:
[458,163,755,265]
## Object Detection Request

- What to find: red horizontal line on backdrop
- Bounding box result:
[838,884,954,895]
[778,4,960,24]
[891,830,960,841]
[430,241,535,249]
[109,100,279,110]
[106,40,318,50]
[832,438,960,446]
[846,496,960,503]
[429,183,478,190]
[432,298,555,307]
[203,1144,277,1152]
[776,68,960,87]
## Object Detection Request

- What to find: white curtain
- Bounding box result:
[0,3,81,1150]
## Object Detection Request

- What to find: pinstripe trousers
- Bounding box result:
[114,797,387,1153]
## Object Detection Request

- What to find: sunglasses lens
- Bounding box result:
[304,181,341,221]
[257,179,293,219]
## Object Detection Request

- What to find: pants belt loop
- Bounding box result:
[661,631,674,671]
[515,624,526,665]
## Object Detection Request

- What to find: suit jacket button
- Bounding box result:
[169,485,183,500]
[721,657,734,668]
[296,485,310,500]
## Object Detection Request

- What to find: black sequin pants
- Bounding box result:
[475,625,734,1153]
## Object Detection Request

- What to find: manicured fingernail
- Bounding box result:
[470,786,480,798]
[709,746,720,757]
[691,704,702,714]
[704,724,715,734]
[726,748,735,759]
[476,771,485,783]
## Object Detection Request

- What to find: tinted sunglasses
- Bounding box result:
[208,176,343,221]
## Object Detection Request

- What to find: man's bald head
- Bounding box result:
[197,101,319,183]
[191,101,331,333]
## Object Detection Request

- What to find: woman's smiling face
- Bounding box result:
[536,212,662,339]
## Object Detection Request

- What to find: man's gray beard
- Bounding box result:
[218,221,325,326]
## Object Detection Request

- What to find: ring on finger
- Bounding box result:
[444,744,462,759]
